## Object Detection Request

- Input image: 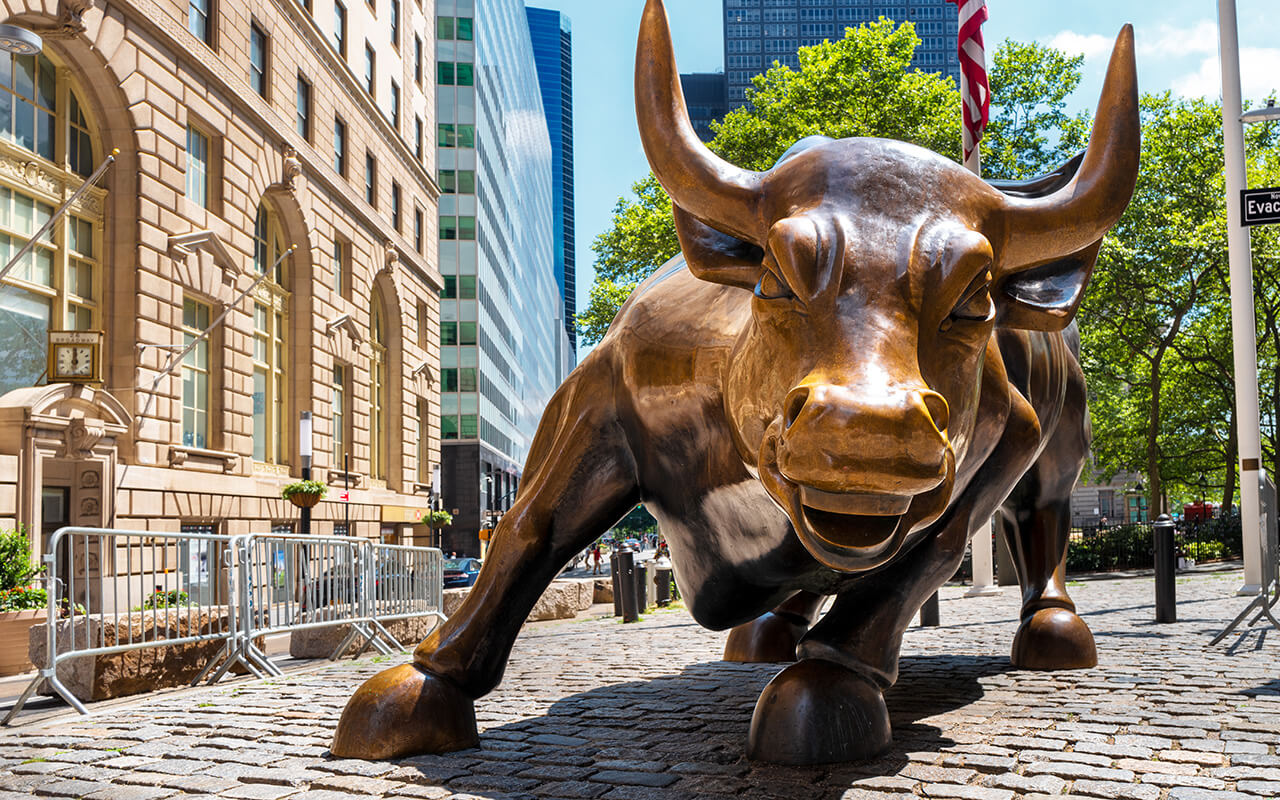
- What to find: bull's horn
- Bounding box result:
[636,0,765,244]
[1000,25,1140,268]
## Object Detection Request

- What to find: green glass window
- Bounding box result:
[437,62,455,85]
[441,415,459,440]
[441,368,458,391]
[456,170,475,194]
[438,123,455,148]
[458,275,476,299]
[455,63,474,86]
[440,321,458,345]
[456,18,474,41]
[459,368,477,392]
[459,322,477,345]
[437,17,455,40]
[441,275,457,298]
[460,414,478,438]
[439,216,458,240]
[458,216,476,240]
[438,169,456,194]
[456,125,475,148]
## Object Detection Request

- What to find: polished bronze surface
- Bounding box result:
[331,0,1139,764]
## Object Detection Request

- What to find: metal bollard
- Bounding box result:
[920,591,940,627]
[610,552,623,617]
[617,549,639,623]
[1154,514,1177,623]
[634,561,648,615]
[655,566,672,606]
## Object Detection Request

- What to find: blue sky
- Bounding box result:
[525,1,1280,355]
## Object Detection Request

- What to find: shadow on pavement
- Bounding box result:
[394,653,1011,798]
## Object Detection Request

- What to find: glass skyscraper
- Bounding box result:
[723,0,960,105]
[437,0,569,554]
[525,7,577,357]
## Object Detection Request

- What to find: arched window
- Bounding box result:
[0,53,104,396]
[370,298,387,480]
[251,203,289,464]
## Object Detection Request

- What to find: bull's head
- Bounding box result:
[635,0,1139,572]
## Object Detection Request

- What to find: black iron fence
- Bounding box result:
[952,512,1243,582]
[1065,512,1243,574]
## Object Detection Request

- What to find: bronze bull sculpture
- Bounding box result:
[332,0,1139,765]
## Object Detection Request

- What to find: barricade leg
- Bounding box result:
[1,674,48,725]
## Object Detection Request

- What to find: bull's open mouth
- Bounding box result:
[758,428,953,573]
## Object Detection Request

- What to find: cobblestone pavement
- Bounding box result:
[2,569,1279,800]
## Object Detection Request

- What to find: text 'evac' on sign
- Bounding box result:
[1242,187,1280,227]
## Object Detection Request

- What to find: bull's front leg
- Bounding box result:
[723,591,825,663]
[745,512,973,764]
[331,362,639,759]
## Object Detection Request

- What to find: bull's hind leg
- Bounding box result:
[723,591,825,663]
[1002,423,1096,670]
[331,360,639,759]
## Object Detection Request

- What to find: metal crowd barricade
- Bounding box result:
[3,527,238,724]
[3,527,448,723]
[365,543,447,648]
[1212,474,1280,645]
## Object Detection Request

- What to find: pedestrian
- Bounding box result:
[591,544,602,575]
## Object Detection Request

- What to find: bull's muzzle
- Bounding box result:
[760,384,955,573]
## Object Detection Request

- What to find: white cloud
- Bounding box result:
[1047,30,1113,60]
[1138,20,1219,58]
[1174,47,1280,102]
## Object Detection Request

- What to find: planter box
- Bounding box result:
[0,609,47,676]
[28,607,256,702]
[289,605,440,658]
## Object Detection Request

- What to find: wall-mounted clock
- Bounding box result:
[47,330,103,383]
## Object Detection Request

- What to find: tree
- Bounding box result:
[980,40,1091,180]
[578,27,1091,345]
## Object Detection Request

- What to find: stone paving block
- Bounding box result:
[219,785,303,799]
[306,775,402,795]
[588,770,679,788]
[1070,779,1161,800]
[531,780,609,798]
[83,786,178,800]
[32,779,107,797]
[1022,762,1135,782]
[920,785,1013,800]
[981,773,1066,794]
[1165,790,1256,800]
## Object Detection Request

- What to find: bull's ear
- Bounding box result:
[673,204,763,290]
[993,240,1102,332]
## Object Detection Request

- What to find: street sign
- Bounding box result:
[1242,187,1280,226]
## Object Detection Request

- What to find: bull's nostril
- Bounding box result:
[783,387,810,430]
[919,391,950,433]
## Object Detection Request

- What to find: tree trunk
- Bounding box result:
[1223,412,1238,515]
[1146,353,1164,517]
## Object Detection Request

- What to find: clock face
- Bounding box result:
[55,345,94,379]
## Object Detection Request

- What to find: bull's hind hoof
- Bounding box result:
[724,612,807,663]
[747,659,890,764]
[331,663,478,759]
[1011,607,1097,671]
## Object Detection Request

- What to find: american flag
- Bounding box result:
[947,0,990,165]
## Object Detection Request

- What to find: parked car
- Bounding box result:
[443,558,482,588]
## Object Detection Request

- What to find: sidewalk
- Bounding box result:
[1,570,1278,799]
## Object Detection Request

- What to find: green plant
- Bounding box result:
[0,527,38,592]
[1183,540,1227,561]
[142,590,189,609]
[0,585,46,612]
[421,510,454,528]
[281,480,328,501]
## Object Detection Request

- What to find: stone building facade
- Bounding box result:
[0,0,443,556]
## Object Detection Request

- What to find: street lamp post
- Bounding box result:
[299,411,313,536]
[1218,0,1269,595]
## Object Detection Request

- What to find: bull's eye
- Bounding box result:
[946,270,995,328]
[755,267,794,301]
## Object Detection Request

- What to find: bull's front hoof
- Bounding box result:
[331,662,478,759]
[1011,607,1098,671]
[723,612,808,663]
[746,659,890,764]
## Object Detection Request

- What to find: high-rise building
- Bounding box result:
[724,1,960,105]
[437,0,569,555]
[526,7,577,358]
[680,72,729,143]
[0,0,442,547]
